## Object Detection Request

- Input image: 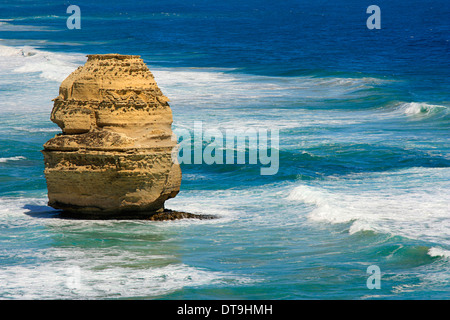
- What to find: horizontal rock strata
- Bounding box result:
[42,54,181,216]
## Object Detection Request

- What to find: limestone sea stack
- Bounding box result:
[42,54,181,217]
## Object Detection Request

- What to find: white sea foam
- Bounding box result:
[0,44,85,113]
[12,126,61,133]
[428,247,450,260]
[287,167,450,246]
[0,261,253,299]
[164,190,239,225]
[153,68,383,104]
[0,44,84,82]
[0,156,26,163]
[0,196,255,299]
[152,67,382,134]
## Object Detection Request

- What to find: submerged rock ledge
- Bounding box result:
[58,209,218,221]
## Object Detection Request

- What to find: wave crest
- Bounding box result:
[428,247,450,260]
[398,102,447,116]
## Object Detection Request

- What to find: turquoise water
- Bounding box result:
[0,0,449,299]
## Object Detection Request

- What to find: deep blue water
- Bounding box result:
[0,0,449,299]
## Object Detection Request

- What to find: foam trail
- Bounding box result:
[0,44,84,82]
[0,44,85,113]
[0,156,26,163]
[152,67,385,134]
[0,261,254,299]
[12,126,61,133]
[152,68,385,104]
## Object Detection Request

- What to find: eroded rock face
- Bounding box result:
[42,54,181,216]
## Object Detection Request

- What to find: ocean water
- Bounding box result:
[0,0,449,299]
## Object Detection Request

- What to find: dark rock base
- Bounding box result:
[58,209,218,221]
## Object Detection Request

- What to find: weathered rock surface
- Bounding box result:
[42,54,181,216]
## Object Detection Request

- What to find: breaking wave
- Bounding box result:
[286,167,450,247]
[397,102,448,117]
